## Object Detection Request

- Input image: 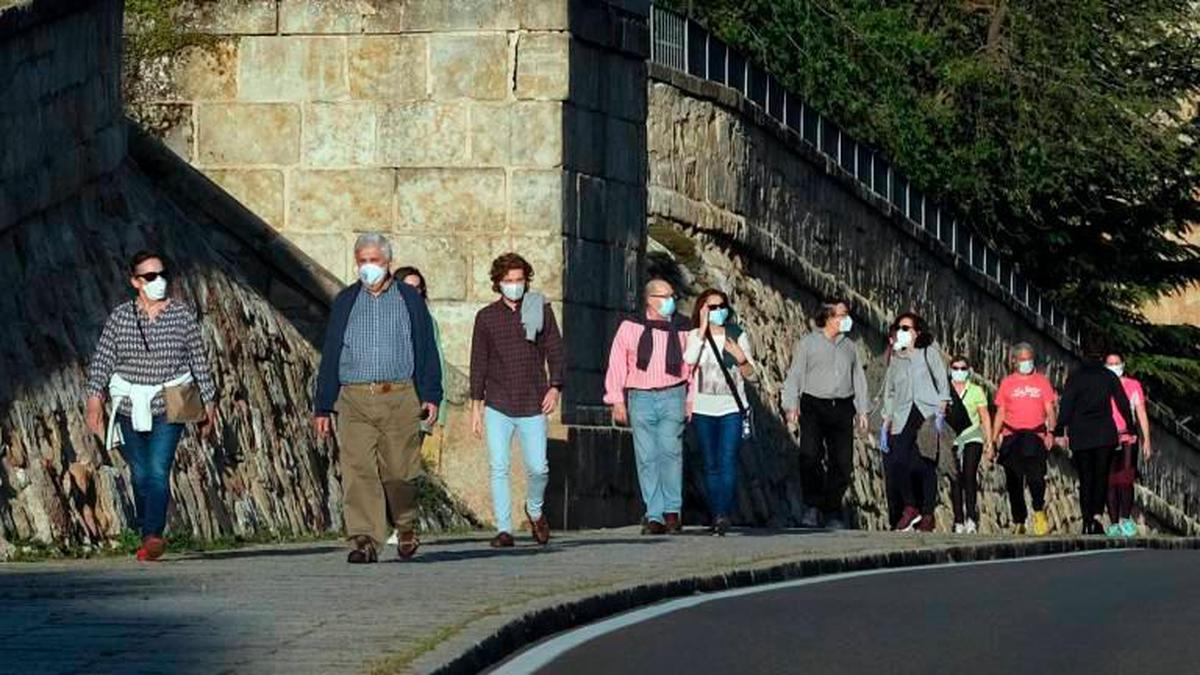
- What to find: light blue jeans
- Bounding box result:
[627,386,687,524]
[485,407,549,534]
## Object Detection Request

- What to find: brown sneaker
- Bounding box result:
[490,532,515,548]
[526,507,551,546]
[664,512,682,534]
[917,512,936,533]
[347,535,378,564]
[136,535,166,562]
[641,519,668,535]
[397,530,420,560]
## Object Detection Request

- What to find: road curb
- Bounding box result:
[421,536,1200,674]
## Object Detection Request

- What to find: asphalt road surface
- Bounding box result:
[498,550,1200,675]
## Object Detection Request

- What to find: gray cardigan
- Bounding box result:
[882,342,951,428]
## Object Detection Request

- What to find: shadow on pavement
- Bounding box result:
[185,544,346,561]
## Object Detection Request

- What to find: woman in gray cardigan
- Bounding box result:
[881,312,951,532]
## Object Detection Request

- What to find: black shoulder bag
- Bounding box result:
[705,331,754,440]
[926,349,970,434]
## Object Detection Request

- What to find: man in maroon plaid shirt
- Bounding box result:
[469,253,565,548]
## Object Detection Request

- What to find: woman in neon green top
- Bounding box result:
[948,355,993,534]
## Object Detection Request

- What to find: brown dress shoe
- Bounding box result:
[664,512,682,534]
[526,507,551,545]
[641,519,667,535]
[347,535,378,564]
[397,530,420,560]
[490,531,516,548]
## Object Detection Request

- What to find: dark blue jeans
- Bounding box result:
[692,412,742,518]
[119,415,184,538]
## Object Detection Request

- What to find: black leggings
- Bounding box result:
[950,442,983,523]
[1108,441,1140,521]
[1073,445,1113,526]
[1000,432,1048,524]
[886,408,938,521]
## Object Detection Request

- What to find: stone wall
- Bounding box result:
[645,65,1200,534]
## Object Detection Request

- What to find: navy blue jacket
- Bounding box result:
[314,280,444,414]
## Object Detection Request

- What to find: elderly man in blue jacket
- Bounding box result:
[313,233,443,564]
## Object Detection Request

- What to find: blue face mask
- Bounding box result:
[657,296,676,318]
[839,316,853,333]
[359,263,386,287]
[708,308,730,326]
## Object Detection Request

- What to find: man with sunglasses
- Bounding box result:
[782,300,871,529]
[605,279,694,534]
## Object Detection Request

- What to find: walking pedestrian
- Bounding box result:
[781,300,871,529]
[880,312,951,532]
[604,279,693,535]
[947,355,992,534]
[395,267,448,437]
[313,234,443,563]
[683,289,757,536]
[991,343,1057,536]
[84,250,218,561]
[1055,352,1135,535]
[470,253,564,548]
[1103,352,1152,537]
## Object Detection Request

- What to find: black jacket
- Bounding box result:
[1055,363,1135,450]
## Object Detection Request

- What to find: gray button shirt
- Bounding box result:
[881,343,952,427]
[782,331,871,414]
[338,283,414,384]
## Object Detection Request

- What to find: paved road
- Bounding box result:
[509,550,1200,675]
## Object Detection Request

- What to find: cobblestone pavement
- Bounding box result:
[0,528,1174,674]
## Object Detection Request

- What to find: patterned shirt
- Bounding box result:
[338,283,414,384]
[469,299,565,417]
[86,300,217,417]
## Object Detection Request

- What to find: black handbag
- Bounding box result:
[925,349,970,434]
[705,330,754,440]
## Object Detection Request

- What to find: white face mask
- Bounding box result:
[144,276,168,301]
[359,263,387,287]
[838,316,853,333]
[950,368,970,383]
[1106,364,1124,377]
[894,329,913,350]
[500,282,526,302]
[1017,359,1035,375]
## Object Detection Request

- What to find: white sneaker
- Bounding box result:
[953,522,966,534]
[964,518,977,534]
[386,530,399,546]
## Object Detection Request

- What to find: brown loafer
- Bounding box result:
[641,519,667,535]
[664,512,682,534]
[397,530,420,560]
[347,535,378,564]
[526,507,551,546]
[490,532,515,548]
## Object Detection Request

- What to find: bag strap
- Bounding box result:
[924,348,941,395]
[705,330,748,415]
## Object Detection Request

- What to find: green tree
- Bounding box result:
[671,0,1200,415]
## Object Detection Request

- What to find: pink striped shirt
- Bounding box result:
[604,319,693,405]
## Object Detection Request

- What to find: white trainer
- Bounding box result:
[953,522,966,534]
[964,518,977,534]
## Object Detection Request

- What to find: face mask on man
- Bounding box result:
[657,296,676,318]
[893,329,913,350]
[359,263,387,287]
[950,368,970,383]
[839,316,853,333]
[709,308,730,326]
[1017,359,1035,375]
[1106,364,1124,377]
[144,276,168,301]
[500,282,526,302]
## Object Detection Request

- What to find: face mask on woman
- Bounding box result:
[1106,364,1124,377]
[708,307,730,326]
[144,276,168,301]
[950,367,970,383]
[838,316,853,333]
[500,282,526,301]
[1017,359,1035,375]
[359,263,387,287]
[894,329,913,350]
[657,296,676,318]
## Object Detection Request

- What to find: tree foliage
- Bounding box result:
[671,0,1200,416]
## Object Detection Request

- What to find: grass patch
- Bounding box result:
[5,529,344,563]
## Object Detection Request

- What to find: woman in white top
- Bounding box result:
[684,289,757,535]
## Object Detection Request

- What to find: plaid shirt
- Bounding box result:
[469,299,565,417]
[338,283,414,384]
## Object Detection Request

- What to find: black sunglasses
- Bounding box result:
[897,325,914,332]
[706,303,729,311]
[135,271,167,282]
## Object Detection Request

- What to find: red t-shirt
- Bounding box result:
[995,373,1057,432]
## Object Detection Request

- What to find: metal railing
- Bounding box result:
[649,5,1082,347]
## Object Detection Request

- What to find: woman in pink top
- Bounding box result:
[1104,352,1152,537]
[991,342,1058,536]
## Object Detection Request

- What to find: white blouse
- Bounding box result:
[684,328,756,418]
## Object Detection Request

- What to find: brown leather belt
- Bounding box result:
[344,381,408,395]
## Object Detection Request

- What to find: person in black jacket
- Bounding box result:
[1054,355,1135,535]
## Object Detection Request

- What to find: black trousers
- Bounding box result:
[885,407,938,520]
[798,395,856,514]
[950,442,983,523]
[1108,440,1139,521]
[1073,445,1113,526]
[1000,432,1048,524]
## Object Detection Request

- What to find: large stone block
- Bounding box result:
[429,301,484,370]
[128,103,194,162]
[605,53,647,122]
[347,36,427,101]
[606,115,645,183]
[396,168,506,232]
[509,169,564,235]
[366,0,519,32]
[513,232,565,300]
[517,0,569,29]
[302,102,377,167]
[379,103,469,167]
[467,103,512,166]
[206,169,285,228]
[287,169,395,232]
[176,0,277,34]
[430,34,510,101]
[511,101,563,167]
[286,232,353,282]
[564,103,603,175]
[279,0,361,33]
[237,37,348,102]
[195,103,300,166]
[129,41,238,103]
[387,235,469,301]
[516,32,569,101]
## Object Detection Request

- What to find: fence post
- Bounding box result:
[682,16,689,75]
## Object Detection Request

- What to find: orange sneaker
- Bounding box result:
[136,536,166,562]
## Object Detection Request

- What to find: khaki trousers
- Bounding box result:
[335,382,423,548]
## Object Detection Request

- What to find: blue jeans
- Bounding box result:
[485,407,549,534]
[692,412,742,518]
[628,386,686,524]
[118,415,184,538]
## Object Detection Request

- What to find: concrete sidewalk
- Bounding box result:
[2,528,1195,674]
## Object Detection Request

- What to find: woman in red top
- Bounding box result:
[1104,352,1152,537]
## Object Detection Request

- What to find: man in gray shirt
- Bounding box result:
[782,299,870,529]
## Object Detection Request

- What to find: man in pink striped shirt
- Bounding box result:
[605,279,694,535]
